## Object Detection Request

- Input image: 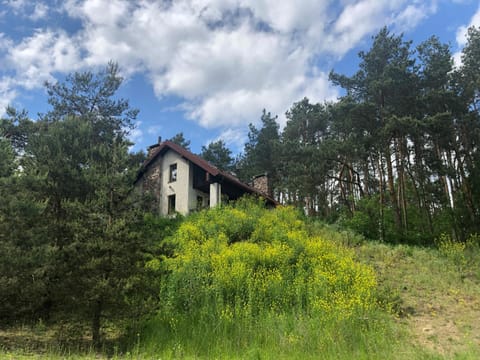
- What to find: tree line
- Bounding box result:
[232,27,480,244]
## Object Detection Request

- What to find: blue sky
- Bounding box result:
[1,0,479,154]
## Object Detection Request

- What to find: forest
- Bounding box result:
[233,27,480,245]
[0,27,479,358]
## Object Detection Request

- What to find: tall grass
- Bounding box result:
[139,310,416,359]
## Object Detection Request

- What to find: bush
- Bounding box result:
[436,233,480,278]
[156,199,377,328]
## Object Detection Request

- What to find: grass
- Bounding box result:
[354,239,480,358]
[1,220,479,359]
[137,310,415,359]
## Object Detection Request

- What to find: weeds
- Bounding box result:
[436,233,480,278]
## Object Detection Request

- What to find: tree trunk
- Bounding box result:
[385,143,402,232]
[377,153,385,242]
[397,137,408,231]
[92,299,103,347]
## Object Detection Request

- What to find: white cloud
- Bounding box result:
[322,0,439,57]
[211,127,247,152]
[3,0,26,12]
[128,121,143,144]
[6,29,81,89]
[61,0,340,128]
[393,2,436,33]
[0,0,442,131]
[454,4,480,66]
[3,0,49,20]
[456,5,480,46]
[0,77,17,116]
[30,2,49,21]
[147,125,163,136]
[0,33,13,50]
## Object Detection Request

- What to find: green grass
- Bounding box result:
[137,310,420,359]
[353,238,480,359]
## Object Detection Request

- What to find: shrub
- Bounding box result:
[436,233,480,279]
[157,199,377,328]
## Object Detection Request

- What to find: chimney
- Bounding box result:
[147,136,162,158]
[251,173,271,196]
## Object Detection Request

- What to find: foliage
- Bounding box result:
[236,109,280,187]
[0,63,154,346]
[230,26,480,245]
[168,132,191,150]
[436,233,480,275]
[200,139,234,171]
[3,213,480,359]
[160,200,376,322]
[0,134,49,322]
[136,199,382,357]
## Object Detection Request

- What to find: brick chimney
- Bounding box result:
[147,136,162,158]
[251,173,271,196]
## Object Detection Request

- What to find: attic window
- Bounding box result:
[169,163,177,182]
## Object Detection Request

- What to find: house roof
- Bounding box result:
[137,140,277,205]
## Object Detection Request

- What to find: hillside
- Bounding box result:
[2,210,479,359]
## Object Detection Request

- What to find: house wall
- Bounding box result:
[138,156,162,211]
[139,148,224,216]
[160,150,190,215]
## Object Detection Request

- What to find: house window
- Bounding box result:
[169,163,177,182]
[168,194,176,214]
[197,196,203,210]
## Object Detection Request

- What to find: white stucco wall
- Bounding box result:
[159,150,212,215]
[160,150,191,216]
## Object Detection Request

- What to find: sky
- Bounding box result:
[0,0,479,154]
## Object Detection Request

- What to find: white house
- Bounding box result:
[135,139,275,216]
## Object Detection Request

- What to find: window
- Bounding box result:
[169,163,177,182]
[168,194,176,214]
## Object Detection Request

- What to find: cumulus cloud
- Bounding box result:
[30,2,49,21]
[393,2,437,33]
[3,0,49,20]
[3,0,26,12]
[59,0,339,128]
[6,29,81,89]
[454,4,480,66]
[456,5,480,46]
[209,127,248,153]
[0,0,441,130]
[0,77,17,117]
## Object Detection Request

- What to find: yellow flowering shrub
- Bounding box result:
[159,198,377,325]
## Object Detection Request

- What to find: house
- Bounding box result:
[135,139,276,215]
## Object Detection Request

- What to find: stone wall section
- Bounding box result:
[142,157,162,211]
[252,174,270,196]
